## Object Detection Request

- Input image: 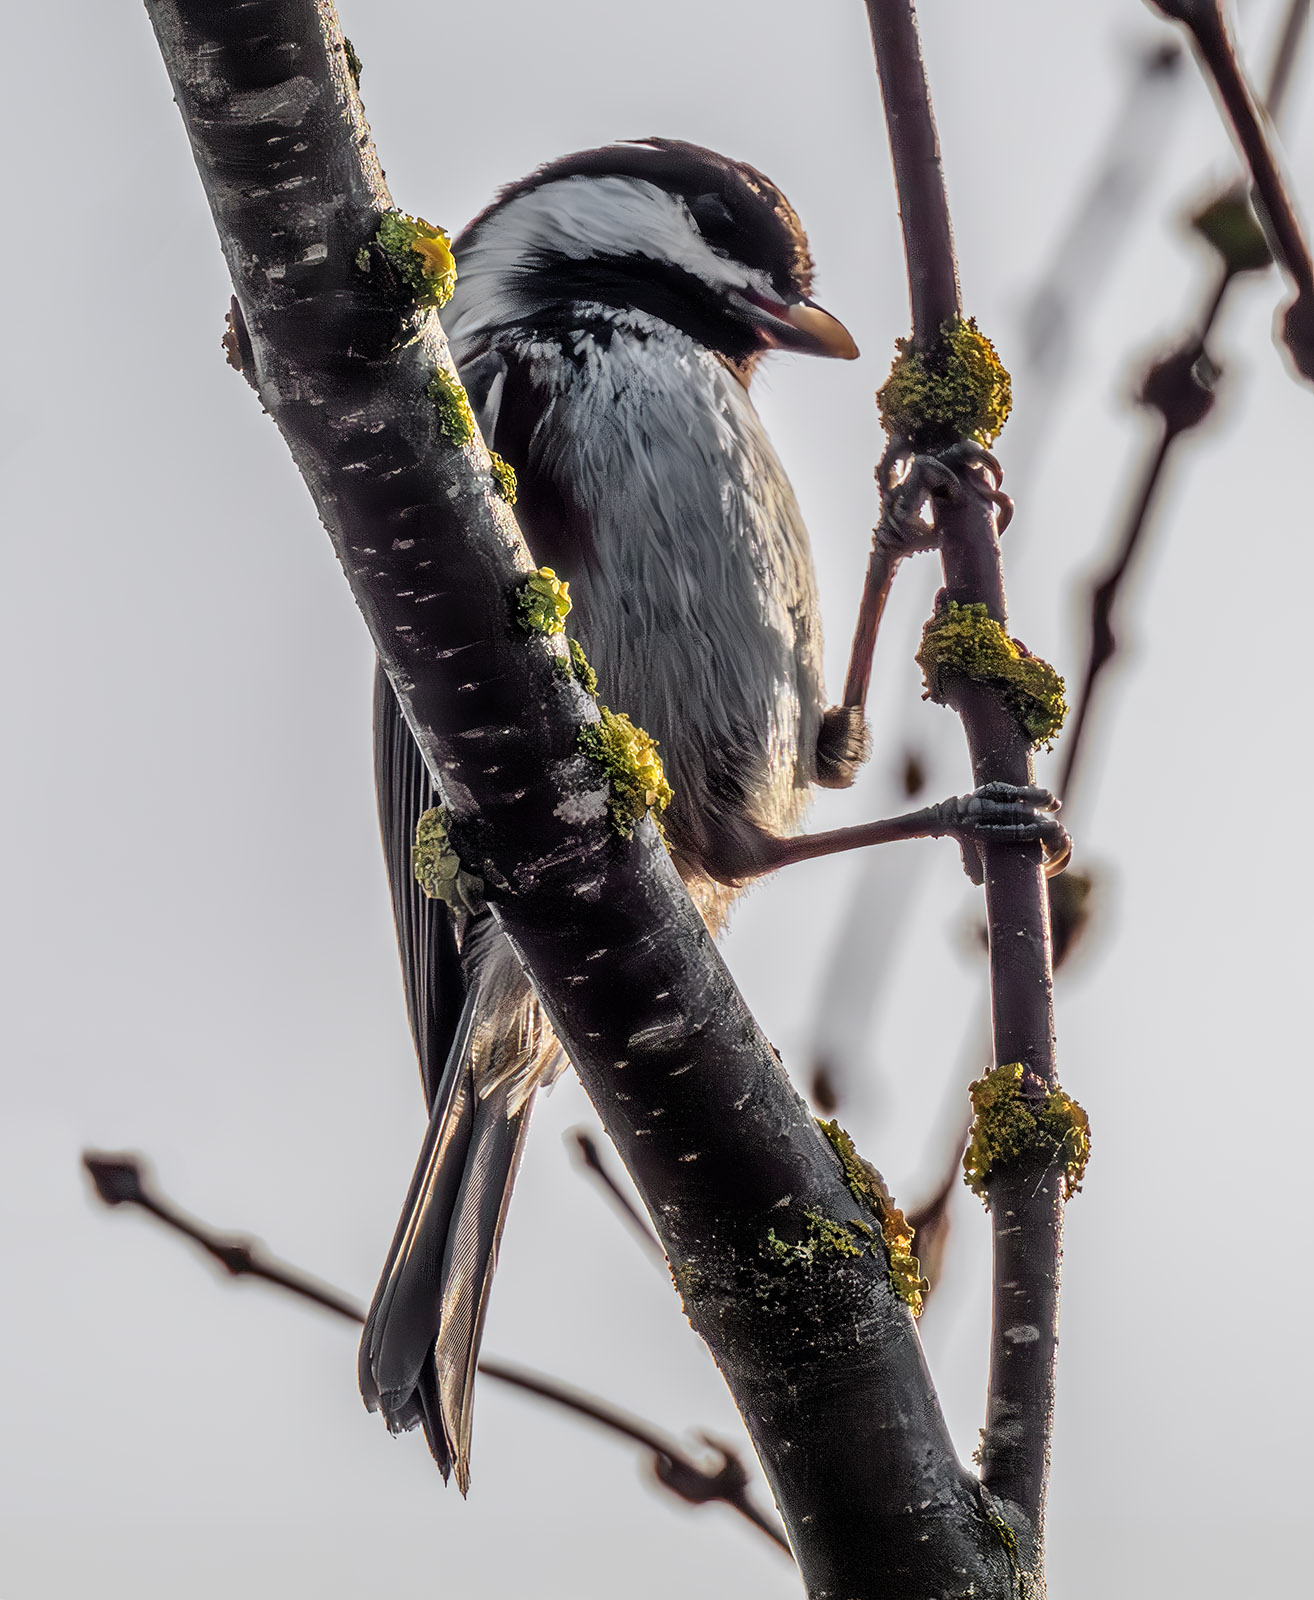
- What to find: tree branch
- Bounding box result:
[1149,0,1314,378]
[138,2,1008,1592]
[569,1129,666,1261]
[863,0,961,346]
[1061,0,1309,804]
[80,1151,787,1553]
[865,3,1071,1581]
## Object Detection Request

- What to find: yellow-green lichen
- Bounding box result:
[877,317,1012,448]
[412,806,484,915]
[766,1208,865,1266]
[427,367,476,448]
[963,1062,1091,1201]
[577,707,673,837]
[374,211,457,308]
[342,36,363,87]
[516,567,571,635]
[987,1507,1018,1560]
[917,601,1067,750]
[567,637,598,696]
[489,452,518,504]
[818,1120,928,1316]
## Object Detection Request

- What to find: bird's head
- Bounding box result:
[446,138,858,373]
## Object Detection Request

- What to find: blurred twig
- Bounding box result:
[1148,0,1314,378]
[1061,0,1310,803]
[568,1129,666,1261]
[81,1149,789,1556]
[82,1149,364,1321]
[1007,38,1186,493]
[904,1121,969,1303]
[476,1359,791,1553]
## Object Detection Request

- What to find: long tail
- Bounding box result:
[359,970,536,1492]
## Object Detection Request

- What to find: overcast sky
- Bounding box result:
[3,1,1311,1595]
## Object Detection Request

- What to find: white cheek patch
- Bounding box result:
[454,176,774,317]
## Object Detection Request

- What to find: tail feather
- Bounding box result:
[360,972,540,1490]
[359,992,479,1454]
[436,1084,534,1492]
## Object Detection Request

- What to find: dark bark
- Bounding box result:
[863,0,962,348]
[865,5,1068,1587]
[138,1,1012,1593]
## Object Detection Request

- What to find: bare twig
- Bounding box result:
[83,1149,365,1322]
[80,1150,789,1555]
[568,1129,666,1261]
[1061,0,1310,804]
[867,1,1071,1574]
[476,1359,791,1553]
[863,1,961,345]
[1149,0,1314,378]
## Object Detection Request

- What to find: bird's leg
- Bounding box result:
[830,441,1015,781]
[726,783,1069,888]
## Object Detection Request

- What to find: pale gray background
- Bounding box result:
[3,0,1311,1594]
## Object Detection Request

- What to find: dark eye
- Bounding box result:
[688,191,738,250]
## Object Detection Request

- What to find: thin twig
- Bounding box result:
[568,1129,666,1260]
[866,1,1069,1571]
[81,1150,790,1556]
[476,1359,791,1553]
[1150,0,1314,377]
[1061,0,1310,803]
[82,1149,366,1322]
[863,0,961,345]
[905,1122,969,1304]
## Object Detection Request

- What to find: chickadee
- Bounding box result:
[359,139,1059,1487]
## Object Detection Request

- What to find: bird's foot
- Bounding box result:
[922,782,1070,884]
[876,439,1014,555]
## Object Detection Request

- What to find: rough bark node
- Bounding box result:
[139,0,1016,1593]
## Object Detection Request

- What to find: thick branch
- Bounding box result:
[138,2,1007,1593]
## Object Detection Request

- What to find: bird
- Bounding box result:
[358,138,1064,1489]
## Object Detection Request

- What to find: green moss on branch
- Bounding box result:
[878,317,1012,448]
[818,1120,927,1315]
[412,806,484,914]
[917,601,1067,749]
[372,211,457,307]
[577,707,672,837]
[516,567,571,635]
[427,367,476,448]
[489,452,518,504]
[963,1063,1090,1201]
[766,1209,865,1266]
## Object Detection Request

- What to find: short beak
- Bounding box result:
[730,291,860,360]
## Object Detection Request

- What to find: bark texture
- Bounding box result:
[139,0,1015,1593]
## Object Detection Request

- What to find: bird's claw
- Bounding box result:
[876,440,1014,555]
[928,781,1071,884]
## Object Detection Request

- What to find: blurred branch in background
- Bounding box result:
[1147,0,1314,379]
[568,1129,665,1261]
[80,1150,789,1557]
[1061,0,1311,805]
[1006,37,1186,494]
